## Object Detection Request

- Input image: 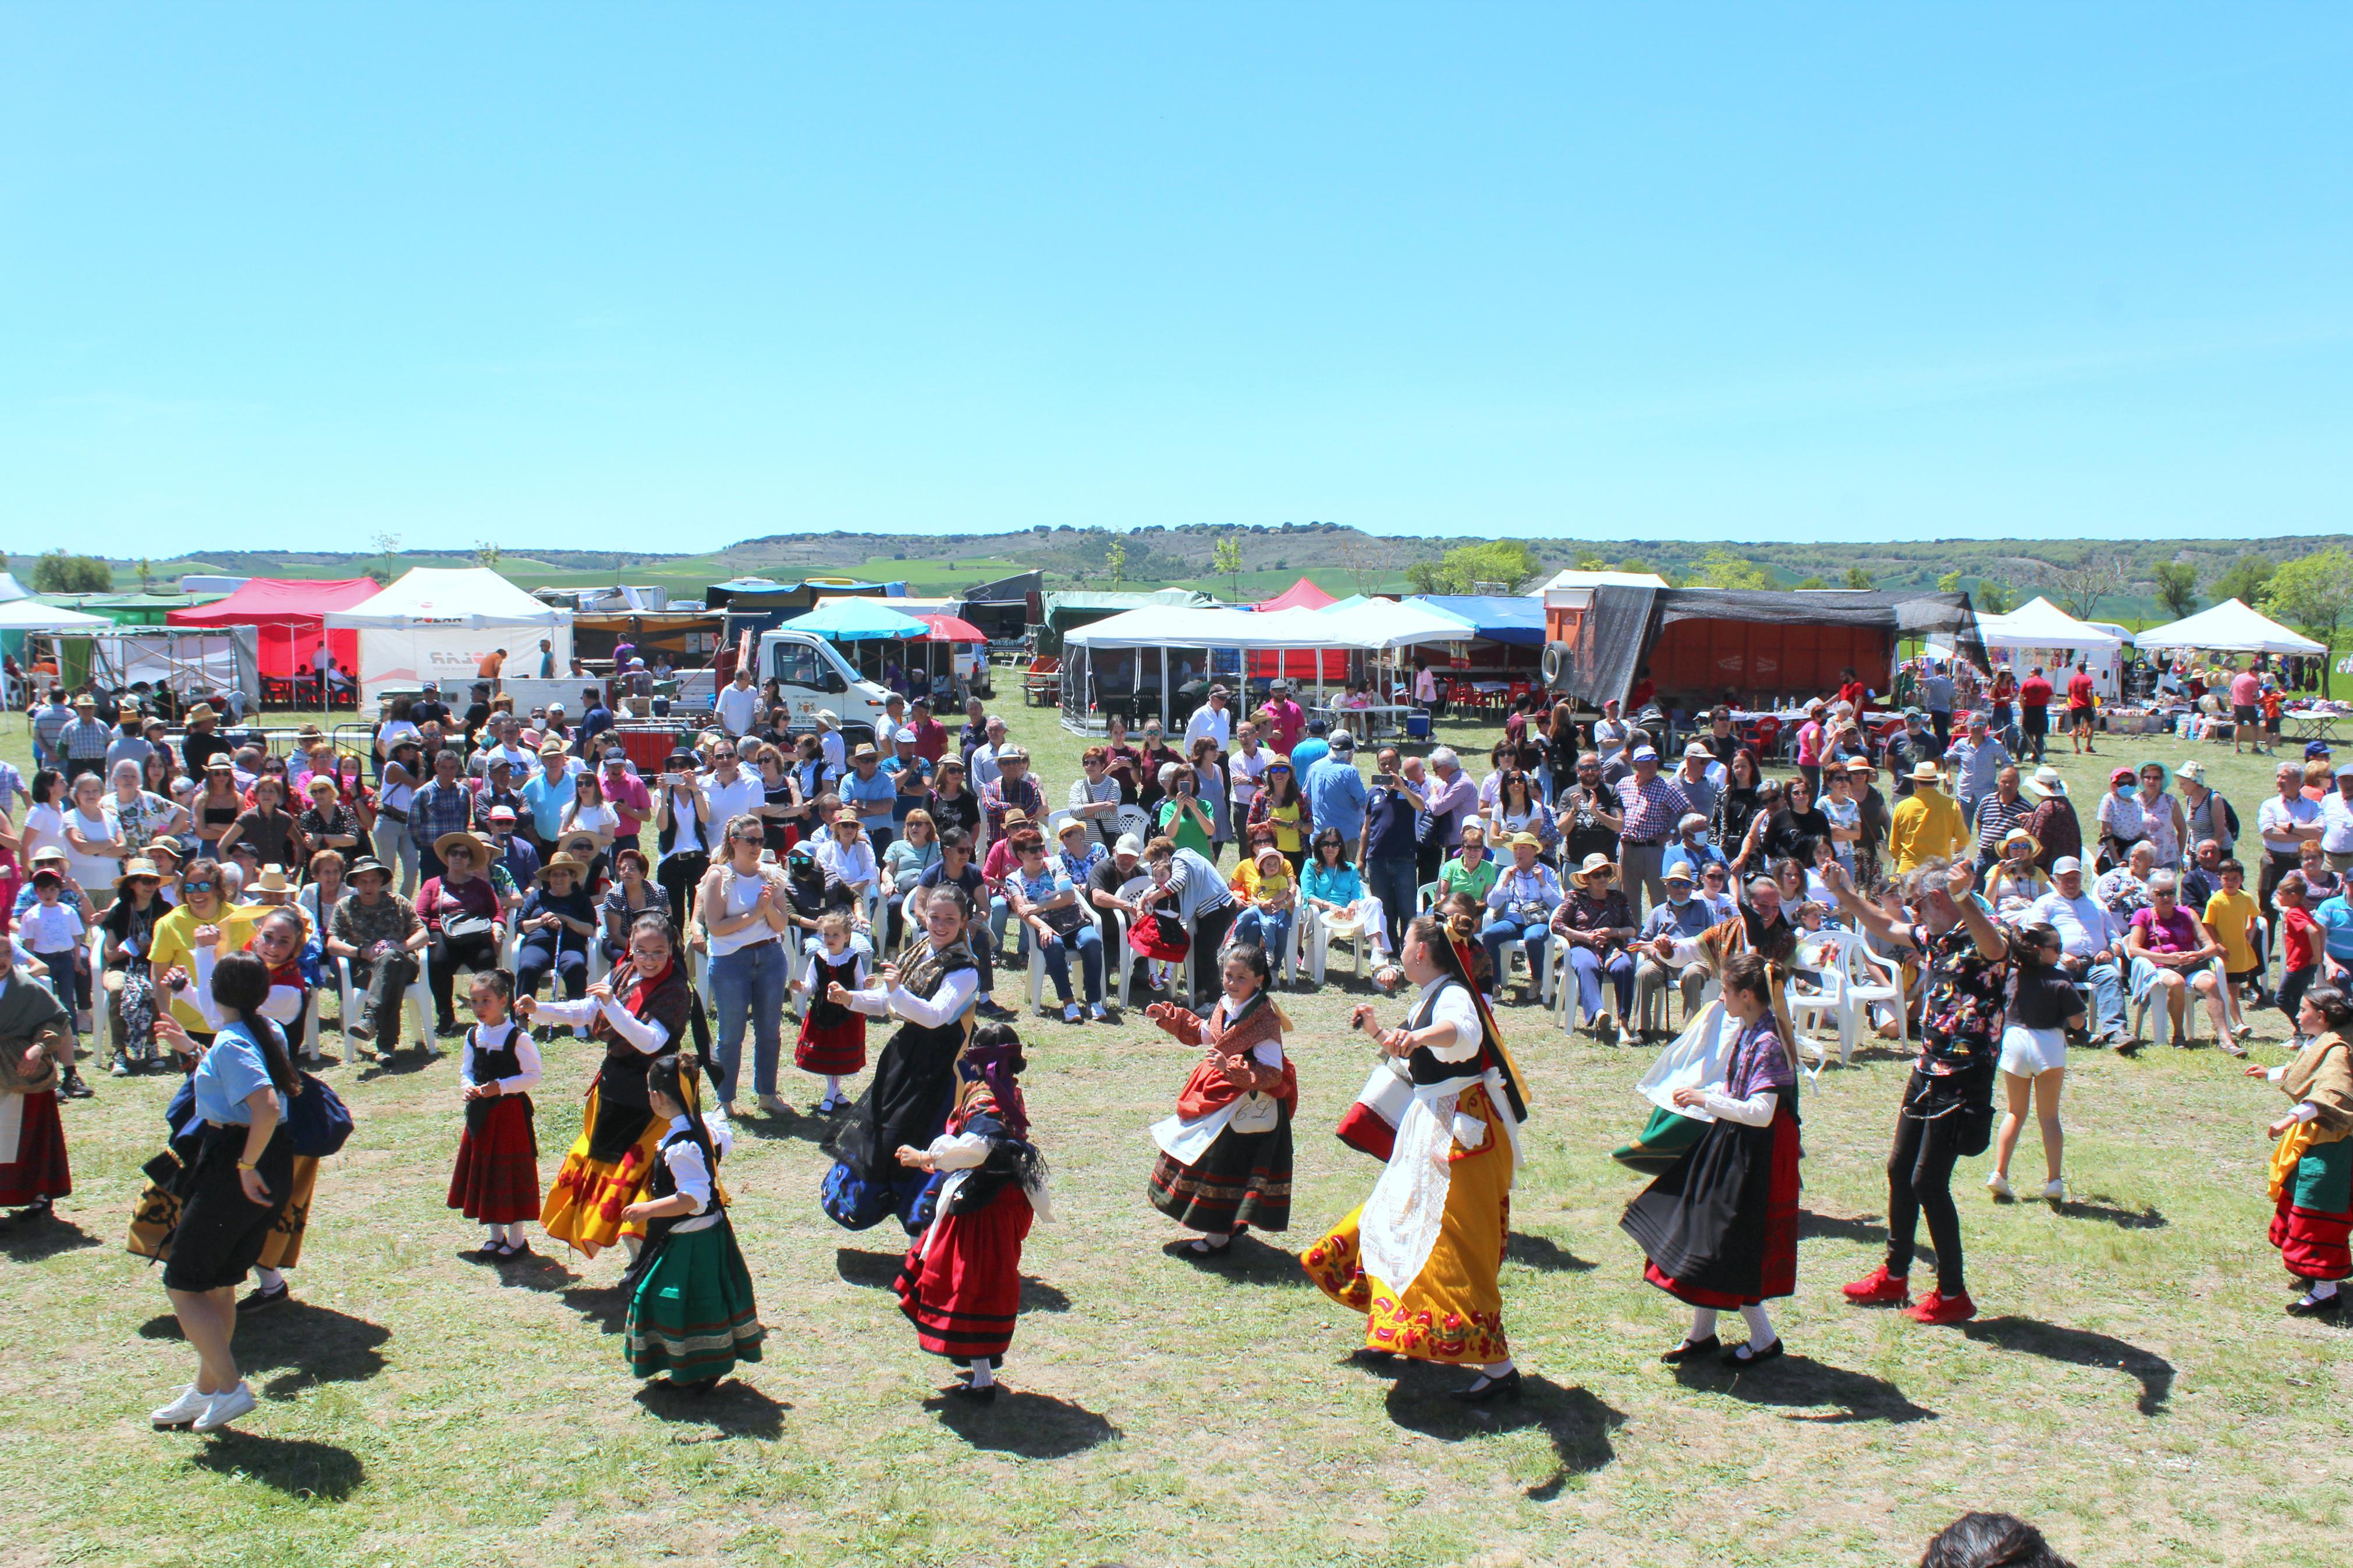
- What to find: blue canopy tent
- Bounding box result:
[788,599,929,641]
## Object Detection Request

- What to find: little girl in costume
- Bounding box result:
[448,969,541,1257]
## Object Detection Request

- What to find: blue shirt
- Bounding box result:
[519,770,575,843]
[879,755,931,824]
[1662,837,1729,882]
[842,766,899,833]
[192,1022,290,1125]
[1363,784,1418,863]
[1290,738,1330,777]
[1303,756,1369,845]
[2316,897,2353,963]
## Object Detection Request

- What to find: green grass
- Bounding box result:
[2,705,2347,1566]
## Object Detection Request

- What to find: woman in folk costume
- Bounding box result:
[129,907,322,1310]
[523,911,695,1261]
[2249,986,2353,1317]
[620,1054,764,1389]
[0,948,74,1224]
[821,884,982,1233]
[1302,909,1531,1402]
[1144,942,1298,1253]
[1620,950,1801,1366]
[892,1022,1050,1402]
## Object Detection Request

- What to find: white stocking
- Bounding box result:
[623,1235,643,1261]
[253,1266,285,1291]
[1688,1307,1719,1342]
[1740,1304,1777,1346]
[967,1357,995,1388]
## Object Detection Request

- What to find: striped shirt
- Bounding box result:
[1972,791,2035,854]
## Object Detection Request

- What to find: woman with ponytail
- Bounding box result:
[1303,909,1530,1402]
[147,951,301,1434]
[619,1054,765,1390]
[1143,943,1297,1253]
[130,906,322,1313]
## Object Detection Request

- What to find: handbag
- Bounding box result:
[439,911,496,944]
[285,1071,354,1158]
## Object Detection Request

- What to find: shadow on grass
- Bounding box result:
[485,1246,579,1293]
[1,1212,101,1261]
[736,1103,837,1147]
[144,1302,392,1398]
[1159,1232,1310,1288]
[634,1378,789,1439]
[190,1432,365,1501]
[1797,1208,1936,1272]
[560,1283,631,1335]
[352,1047,435,1082]
[1382,1368,1623,1499]
[1506,1231,1596,1273]
[1673,1352,1935,1424]
[1962,1315,2175,1416]
[2053,1197,2168,1231]
[836,1245,1069,1311]
[921,1387,1120,1457]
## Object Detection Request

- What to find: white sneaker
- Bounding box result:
[2040,1179,2067,1203]
[151,1385,212,1428]
[192,1381,257,1432]
[1985,1172,2015,1201]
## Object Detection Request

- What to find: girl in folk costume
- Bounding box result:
[822,884,982,1232]
[2249,986,2353,1317]
[620,1054,764,1389]
[448,969,541,1257]
[1335,890,1503,1162]
[892,1022,1050,1402]
[794,909,871,1113]
[1303,911,1531,1402]
[524,911,695,1261]
[0,948,74,1224]
[130,908,322,1310]
[1144,943,1298,1253]
[1620,951,1802,1366]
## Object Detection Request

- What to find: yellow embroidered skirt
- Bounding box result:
[129,1153,320,1271]
[1301,1081,1511,1364]
[540,1085,665,1258]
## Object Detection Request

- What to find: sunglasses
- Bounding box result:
[183,880,217,894]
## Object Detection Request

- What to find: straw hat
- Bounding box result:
[253,864,293,894]
[2022,765,2068,800]
[1997,826,2042,861]
[1908,761,1944,784]
[1573,852,1617,884]
[537,854,590,883]
[434,829,498,862]
[185,703,217,723]
[1509,831,1543,850]
[113,856,163,888]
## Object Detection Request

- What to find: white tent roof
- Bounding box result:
[1976,596,2125,652]
[325,567,569,630]
[2134,598,2325,656]
[1535,568,1670,593]
[0,598,114,632]
[1315,596,1478,649]
[0,572,29,603]
[1065,605,1379,651]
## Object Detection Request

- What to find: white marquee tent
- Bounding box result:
[2134,598,2326,657]
[1060,605,1389,731]
[326,567,573,701]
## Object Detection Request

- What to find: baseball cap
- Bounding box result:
[1114,833,1144,856]
[2309,741,2334,758]
[487,805,517,824]
[1631,745,1658,763]
[2050,855,2082,874]
[1683,741,1712,759]
[1329,731,1355,753]
[895,728,918,744]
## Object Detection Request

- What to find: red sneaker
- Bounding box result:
[1906,1290,1976,1325]
[1841,1265,1910,1306]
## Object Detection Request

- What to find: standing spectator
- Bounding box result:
[1412,747,1479,895]
[714,664,762,738]
[1945,713,2013,829]
[534,638,556,679]
[1671,742,1722,825]
[697,737,765,856]
[1883,710,1941,800]
[409,747,477,885]
[2259,759,2326,912]
[2175,759,2236,862]
[1227,720,1270,824]
[2229,663,2263,755]
[1290,719,1330,779]
[2017,664,2053,763]
[1184,684,1233,754]
[1969,767,2033,873]
[1707,748,1764,854]
[1557,752,1625,869]
[1302,731,1368,855]
[1246,759,1311,875]
[1257,678,1305,757]
[58,696,115,785]
[978,745,1045,847]
[32,688,75,770]
[1614,745,1691,927]
[1413,662,1440,717]
[1066,746,1123,848]
[957,696,989,763]
[1919,662,1956,750]
[1793,699,1829,798]
[905,695,949,764]
[598,749,652,860]
[2064,660,2099,754]
[2020,767,2081,874]
[1188,737,1230,861]
[968,714,1009,788]
[1847,758,1893,886]
[519,743,578,854]
[651,751,715,931]
[2317,763,2353,874]
[575,685,613,756]
[840,744,900,856]
[1888,762,1966,874]
[1358,748,1421,956]
[1137,837,1238,1010]
[104,703,154,777]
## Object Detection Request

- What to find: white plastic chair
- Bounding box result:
[1784,934,1846,1065]
[1310,906,1371,984]
[411,921,522,1042]
[2131,955,2233,1047]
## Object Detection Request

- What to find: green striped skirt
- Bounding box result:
[624,1224,766,1382]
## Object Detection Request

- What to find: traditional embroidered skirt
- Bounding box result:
[1149,1108,1292,1234]
[795,1011,867,1076]
[129,1146,317,1271]
[624,1222,765,1381]
[541,1085,664,1258]
[1624,1103,1802,1309]
[1301,1082,1512,1365]
[1609,1104,1709,1176]
[895,1186,1034,1361]
[0,1089,72,1207]
[449,1094,540,1224]
[2270,1136,2352,1282]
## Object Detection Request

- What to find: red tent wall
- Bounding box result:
[166,577,380,680]
[1246,579,1346,678]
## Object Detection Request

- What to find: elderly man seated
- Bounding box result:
[2026,855,2127,1046]
[1630,863,1721,1039]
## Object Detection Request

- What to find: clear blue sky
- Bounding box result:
[3,8,2347,555]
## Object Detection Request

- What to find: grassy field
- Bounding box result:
[2,702,2347,1568]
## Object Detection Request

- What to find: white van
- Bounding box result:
[757,628,896,734]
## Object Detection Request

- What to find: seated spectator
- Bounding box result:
[1005,830,1105,1022]
[1300,827,1394,980]
[2125,870,2237,1053]
[1438,822,1498,905]
[514,855,597,1004]
[1479,831,1562,1004]
[2096,840,2157,922]
[1660,812,1726,884]
[1631,864,1720,1039]
[2028,857,2127,1046]
[1228,843,1298,972]
[1552,852,1635,1040]
[1983,827,2050,919]
[325,855,423,1059]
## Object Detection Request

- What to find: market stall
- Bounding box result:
[325,567,573,702]
[168,576,380,704]
[1928,595,2130,699]
[1059,606,1381,733]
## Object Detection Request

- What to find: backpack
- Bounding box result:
[2217,793,2240,844]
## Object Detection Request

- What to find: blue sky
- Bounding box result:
[2,8,2347,554]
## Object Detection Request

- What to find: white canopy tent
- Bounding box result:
[2134,598,2326,657]
[1981,596,2129,699]
[326,567,573,701]
[0,573,30,603]
[0,599,112,633]
[1315,596,1479,649]
[1060,606,1385,731]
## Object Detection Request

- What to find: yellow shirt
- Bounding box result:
[149,901,268,1032]
[1229,861,1293,908]
[2205,888,2259,973]
[1887,788,1967,873]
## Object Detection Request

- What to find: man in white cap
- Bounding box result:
[1613,742,1690,926]
[2028,856,2128,1044]
[968,714,1009,788]
[1673,741,1722,823]
[1631,863,1719,1040]
[1591,697,1628,762]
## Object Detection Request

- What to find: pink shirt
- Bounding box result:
[599,769,653,834]
[2230,671,2260,708]
[1259,698,1305,755]
[1795,721,1825,767]
[2130,905,2199,955]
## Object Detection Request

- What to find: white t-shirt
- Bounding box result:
[1229,747,1271,810]
[17,899,84,952]
[65,805,120,890]
[20,802,70,866]
[714,682,762,737]
[1184,704,1231,753]
[700,769,765,831]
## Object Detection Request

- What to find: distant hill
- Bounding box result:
[13,527,2348,630]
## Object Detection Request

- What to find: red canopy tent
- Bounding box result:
[1249,578,1346,680]
[166,578,382,681]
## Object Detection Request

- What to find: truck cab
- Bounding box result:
[757,628,896,734]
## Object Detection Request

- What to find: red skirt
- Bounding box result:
[1645,1104,1802,1309]
[448,1095,541,1224]
[0,1089,71,1207]
[895,1186,1034,1361]
[796,1012,867,1076]
[2270,1196,2353,1283]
